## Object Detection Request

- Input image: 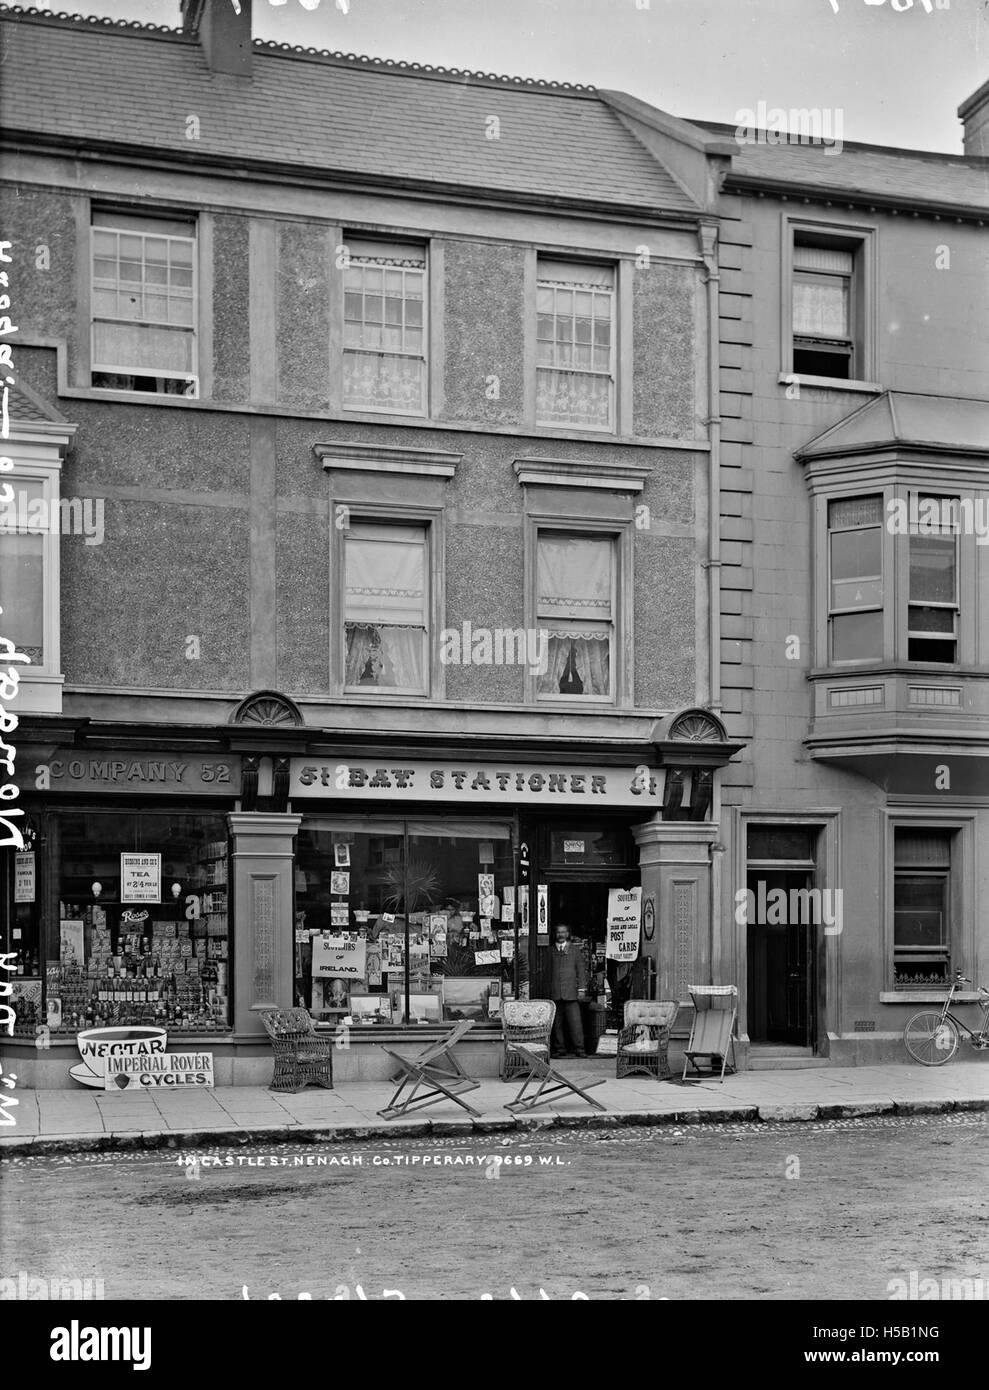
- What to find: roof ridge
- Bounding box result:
[0,4,598,96]
[693,117,987,166]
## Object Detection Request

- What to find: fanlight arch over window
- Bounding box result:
[668,708,728,743]
[230,690,305,728]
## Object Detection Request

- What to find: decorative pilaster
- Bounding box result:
[633,818,721,1003]
[228,812,301,1035]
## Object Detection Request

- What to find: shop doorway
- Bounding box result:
[746,870,815,1047]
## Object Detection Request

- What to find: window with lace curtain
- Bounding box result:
[343,239,427,415]
[536,260,615,431]
[536,532,615,700]
[343,522,429,695]
[90,209,197,396]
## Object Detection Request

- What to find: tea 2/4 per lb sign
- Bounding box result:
[606,887,642,962]
[105,1052,215,1091]
[120,853,161,903]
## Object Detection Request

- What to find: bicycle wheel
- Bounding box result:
[904,1011,960,1066]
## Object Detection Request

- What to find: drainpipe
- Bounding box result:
[700,220,721,716]
[700,221,724,990]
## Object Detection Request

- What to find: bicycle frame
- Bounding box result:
[935,978,989,1044]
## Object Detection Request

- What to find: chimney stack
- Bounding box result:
[958,79,989,156]
[181,0,253,78]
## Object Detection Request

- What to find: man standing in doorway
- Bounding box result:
[549,923,587,1057]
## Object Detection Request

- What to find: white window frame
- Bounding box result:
[340,518,432,699]
[535,258,616,433]
[90,210,199,398]
[532,525,619,705]
[341,238,428,418]
[826,493,885,666]
[780,216,879,392]
[0,423,74,714]
[906,492,960,666]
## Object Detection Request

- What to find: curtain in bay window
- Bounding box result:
[536,535,612,696]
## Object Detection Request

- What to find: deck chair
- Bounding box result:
[503,1043,607,1114]
[682,985,738,1083]
[377,1019,481,1119]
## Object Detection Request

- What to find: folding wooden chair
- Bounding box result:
[503,1043,607,1114]
[682,985,737,1083]
[377,1019,482,1119]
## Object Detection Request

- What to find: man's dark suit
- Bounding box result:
[549,940,588,1056]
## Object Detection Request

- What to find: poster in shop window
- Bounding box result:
[606,887,642,962]
[311,934,367,979]
[14,852,35,903]
[120,853,162,904]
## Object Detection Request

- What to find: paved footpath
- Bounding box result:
[3,1061,989,1155]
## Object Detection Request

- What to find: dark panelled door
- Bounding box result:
[747,870,814,1046]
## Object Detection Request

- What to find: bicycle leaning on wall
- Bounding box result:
[903,972,989,1066]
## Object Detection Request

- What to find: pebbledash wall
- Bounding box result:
[707,118,989,1065]
[0,2,748,1086]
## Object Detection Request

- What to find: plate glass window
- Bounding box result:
[343,239,427,414]
[344,522,429,694]
[536,532,614,699]
[536,260,615,430]
[828,495,883,664]
[91,210,197,396]
[793,239,854,379]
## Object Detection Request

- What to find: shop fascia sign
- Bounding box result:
[291,759,665,808]
[17,752,241,795]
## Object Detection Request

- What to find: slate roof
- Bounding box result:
[695,120,989,216]
[796,392,989,460]
[0,6,697,215]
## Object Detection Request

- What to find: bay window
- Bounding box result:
[908,496,958,664]
[828,495,884,664]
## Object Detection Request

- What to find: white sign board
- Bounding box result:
[312,934,367,979]
[14,852,35,903]
[120,853,162,903]
[105,1051,215,1091]
[606,887,642,962]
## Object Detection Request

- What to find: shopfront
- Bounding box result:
[4,717,741,1085]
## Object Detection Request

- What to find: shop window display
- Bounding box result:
[295,818,525,1027]
[13,811,232,1038]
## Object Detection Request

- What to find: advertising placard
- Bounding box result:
[606,887,642,962]
[120,853,162,903]
[311,934,367,979]
[104,1051,214,1091]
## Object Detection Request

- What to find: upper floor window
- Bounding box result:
[785,222,875,386]
[344,522,429,695]
[536,531,614,700]
[343,239,427,415]
[828,494,884,664]
[536,259,615,431]
[91,210,197,396]
[908,495,958,664]
[793,238,855,379]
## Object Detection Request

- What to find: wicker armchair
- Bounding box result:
[501,999,556,1081]
[616,1000,679,1080]
[259,1007,334,1093]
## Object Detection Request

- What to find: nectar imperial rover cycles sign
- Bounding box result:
[290,759,667,808]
